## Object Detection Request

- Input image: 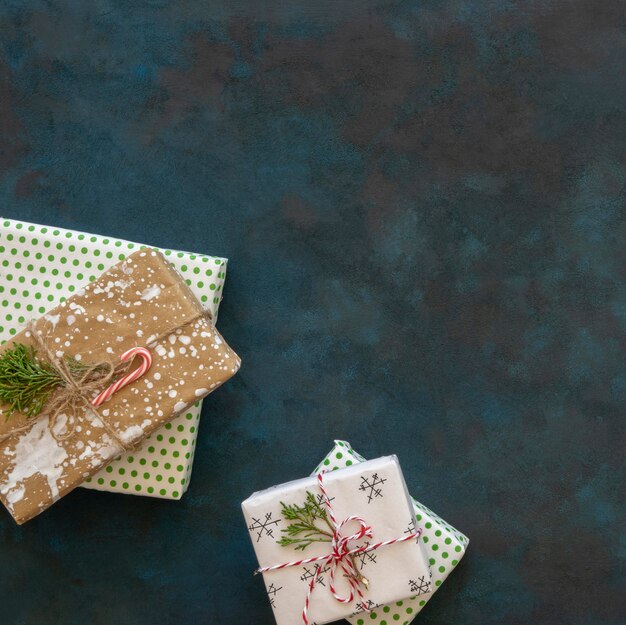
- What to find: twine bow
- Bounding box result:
[256,472,422,625]
[0,321,152,449]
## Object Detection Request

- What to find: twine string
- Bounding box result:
[29,321,134,444]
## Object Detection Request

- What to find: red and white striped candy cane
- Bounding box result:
[92,346,152,407]
[256,471,423,625]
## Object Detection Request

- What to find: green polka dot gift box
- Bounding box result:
[0,217,228,500]
[313,441,469,624]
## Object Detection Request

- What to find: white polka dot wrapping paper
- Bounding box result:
[313,441,469,624]
[0,217,228,501]
[242,456,432,625]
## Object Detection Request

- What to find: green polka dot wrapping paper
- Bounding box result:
[0,217,228,501]
[313,441,469,624]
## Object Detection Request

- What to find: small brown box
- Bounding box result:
[0,249,240,524]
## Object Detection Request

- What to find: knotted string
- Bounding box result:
[256,471,422,625]
[0,321,141,448]
[31,322,135,444]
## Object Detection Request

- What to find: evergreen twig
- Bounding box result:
[0,344,63,419]
[277,490,368,586]
[277,491,335,551]
[0,342,117,421]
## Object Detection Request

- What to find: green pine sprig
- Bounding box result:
[277,491,335,551]
[0,344,63,419]
[0,343,117,421]
[0,343,96,420]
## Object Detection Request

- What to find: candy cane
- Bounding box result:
[92,346,152,407]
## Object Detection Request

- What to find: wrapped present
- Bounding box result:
[242,456,432,625]
[0,217,228,500]
[0,249,240,524]
[313,441,469,623]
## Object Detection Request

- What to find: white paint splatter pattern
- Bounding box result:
[0,248,240,523]
[0,418,68,509]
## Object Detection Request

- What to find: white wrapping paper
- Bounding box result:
[242,457,431,625]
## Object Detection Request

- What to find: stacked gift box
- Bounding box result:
[242,440,468,625]
[0,217,229,500]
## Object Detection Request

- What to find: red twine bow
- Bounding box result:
[255,472,422,625]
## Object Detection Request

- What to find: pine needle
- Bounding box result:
[277,491,334,551]
[0,344,63,419]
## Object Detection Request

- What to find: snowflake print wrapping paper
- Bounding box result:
[313,441,469,624]
[0,249,240,524]
[0,217,229,500]
[242,456,431,625]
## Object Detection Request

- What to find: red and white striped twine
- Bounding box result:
[92,346,152,407]
[256,471,422,625]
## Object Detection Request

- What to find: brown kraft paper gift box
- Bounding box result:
[0,248,240,524]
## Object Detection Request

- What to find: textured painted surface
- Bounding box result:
[0,1,624,624]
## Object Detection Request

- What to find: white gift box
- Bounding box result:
[243,456,432,625]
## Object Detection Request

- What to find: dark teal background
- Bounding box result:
[0,1,624,624]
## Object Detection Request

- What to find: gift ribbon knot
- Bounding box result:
[0,321,153,450]
[256,471,422,625]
